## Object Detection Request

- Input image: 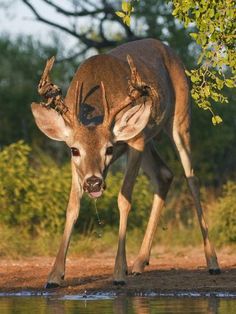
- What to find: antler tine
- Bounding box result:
[73,81,80,125]
[102,55,144,127]
[100,81,110,126]
[62,81,82,127]
[127,54,148,95]
[37,56,69,118]
[127,54,143,88]
[38,56,55,96]
[107,95,139,127]
[36,56,86,129]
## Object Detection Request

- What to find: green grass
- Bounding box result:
[0,222,205,258]
[1,179,235,258]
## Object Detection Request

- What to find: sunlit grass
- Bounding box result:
[0,222,210,258]
[1,179,235,258]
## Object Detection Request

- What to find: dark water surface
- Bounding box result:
[0,292,236,314]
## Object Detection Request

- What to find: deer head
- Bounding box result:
[31,55,154,198]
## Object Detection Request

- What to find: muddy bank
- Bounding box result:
[0,247,235,296]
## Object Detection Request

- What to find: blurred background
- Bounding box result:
[0,0,235,257]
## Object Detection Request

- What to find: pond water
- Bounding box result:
[0,292,236,314]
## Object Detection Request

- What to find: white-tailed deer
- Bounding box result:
[31,39,220,288]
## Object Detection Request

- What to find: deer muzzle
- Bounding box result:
[83,175,104,198]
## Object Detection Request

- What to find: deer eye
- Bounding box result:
[106,146,113,156]
[71,147,80,157]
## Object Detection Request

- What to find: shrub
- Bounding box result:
[93,172,153,231]
[0,141,153,236]
[211,181,236,244]
[0,141,70,234]
[4,140,233,247]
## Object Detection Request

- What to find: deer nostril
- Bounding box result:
[84,176,103,192]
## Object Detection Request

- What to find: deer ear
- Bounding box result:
[31,103,71,141]
[113,102,152,142]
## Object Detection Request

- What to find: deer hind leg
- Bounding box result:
[113,139,144,285]
[171,124,220,274]
[132,141,173,274]
[46,162,81,288]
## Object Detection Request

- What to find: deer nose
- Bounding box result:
[83,176,103,193]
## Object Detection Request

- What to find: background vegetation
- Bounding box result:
[0,0,235,257]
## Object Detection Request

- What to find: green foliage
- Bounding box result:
[0,141,152,236]
[192,113,235,185]
[0,36,75,150]
[118,0,235,122]
[116,1,138,26]
[172,0,236,122]
[0,141,71,235]
[118,0,195,66]
[0,141,235,256]
[93,172,152,231]
[211,182,236,244]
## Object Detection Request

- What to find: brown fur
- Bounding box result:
[31,39,220,288]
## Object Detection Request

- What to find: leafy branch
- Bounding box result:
[116,0,139,26]
[172,0,235,124]
[117,0,236,124]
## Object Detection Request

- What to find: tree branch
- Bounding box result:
[40,0,108,17]
[22,0,119,49]
[101,0,136,39]
[56,47,88,63]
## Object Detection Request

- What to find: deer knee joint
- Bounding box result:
[160,167,173,184]
[118,192,131,214]
[155,167,173,198]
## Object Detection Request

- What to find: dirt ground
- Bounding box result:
[0,246,236,296]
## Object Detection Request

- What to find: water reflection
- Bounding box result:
[0,294,235,314]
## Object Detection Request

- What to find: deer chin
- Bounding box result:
[88,190,103,199]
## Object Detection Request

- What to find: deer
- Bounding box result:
[31,38,220,288]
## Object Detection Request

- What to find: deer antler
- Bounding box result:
[36,56,80,126]
[37,57,67,114]
[101,55,158,127]
[127,55,159,104]
[70,81,81,126]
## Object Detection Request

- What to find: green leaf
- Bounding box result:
[209,8,215,18]
[190,32,198,40]
[195,10,200,18]
[216,77,224,89]
[191,91,199,100]
[185,69,191,76]
[225,79,235,88]
[172,7,179,16]
[122,1,132,13]
[115,11,126,18]
[124,15,131,26]
[209,24,214,34]
[190,74,199,83]
[197,52,205,65]
[212,115,223,126]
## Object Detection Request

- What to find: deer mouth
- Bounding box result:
[88,190,103,198]
[83,176,106,199]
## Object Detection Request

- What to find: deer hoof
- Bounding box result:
[113,280,126,286]
[132,272,141,276]
[45,282,60,289]
[132,259,148,274]
[209,268,221,275]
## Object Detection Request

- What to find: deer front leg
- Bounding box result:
[46,162,81,288]
[132,142,173,274]
[113,140,144,285]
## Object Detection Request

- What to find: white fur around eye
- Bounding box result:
[100,144,113,166]
[105,154,112,165]
[69,144,85,163]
